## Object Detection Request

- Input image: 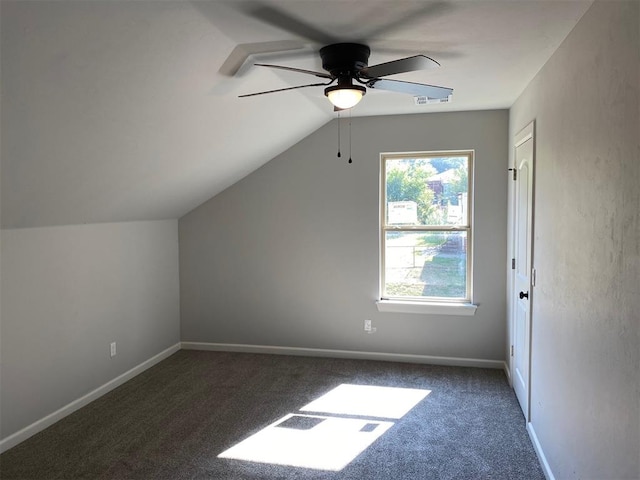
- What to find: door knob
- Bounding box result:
[519,291,529,299]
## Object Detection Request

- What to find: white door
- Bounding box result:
[513,122,534,419]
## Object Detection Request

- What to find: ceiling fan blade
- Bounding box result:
[219,41,306,77]
[359,1,453,40]
[366,78,452,99]
[239,81,332,98]
[360,55,440,79]
[247,3,338,45]
[254,63,333,79]
[371,41,462,60]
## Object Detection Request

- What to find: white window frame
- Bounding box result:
[377,151,477,316]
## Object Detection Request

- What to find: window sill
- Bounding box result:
[376,300,477,316]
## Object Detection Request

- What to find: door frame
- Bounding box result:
[508,120,535,421]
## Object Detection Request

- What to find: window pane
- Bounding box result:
[385,157,468,227]
[384,231,467,299]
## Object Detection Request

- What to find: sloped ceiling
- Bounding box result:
[0,0,592,228]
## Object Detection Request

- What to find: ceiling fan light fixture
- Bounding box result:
[325,84,366,109]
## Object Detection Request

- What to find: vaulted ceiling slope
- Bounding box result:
[0,0,592,229]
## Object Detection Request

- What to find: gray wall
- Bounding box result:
[180,110,508,361]
[509,1,639,478]
[0,220,181,439]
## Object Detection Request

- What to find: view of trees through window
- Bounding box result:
[382,153,472,301]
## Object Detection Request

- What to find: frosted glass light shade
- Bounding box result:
[325,85,365,109]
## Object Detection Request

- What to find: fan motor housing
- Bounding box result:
[319,43,370,76]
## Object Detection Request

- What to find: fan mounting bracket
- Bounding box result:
[319,43,370,77]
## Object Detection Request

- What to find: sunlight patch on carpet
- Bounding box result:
[218,384,430,471]
[300,384,431,419]
[218,413,392,471]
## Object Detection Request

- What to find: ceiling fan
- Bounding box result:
[222,2,455,110]
[239,42,453,110]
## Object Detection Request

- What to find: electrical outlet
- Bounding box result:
[364,319,372,332]
[110,342,117,358]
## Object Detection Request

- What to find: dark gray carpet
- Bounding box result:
[0,350,544,479]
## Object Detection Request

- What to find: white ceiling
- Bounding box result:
[0,0,592,229]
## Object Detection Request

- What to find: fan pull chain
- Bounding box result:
[336,111,341,158]
[348,109,353,164]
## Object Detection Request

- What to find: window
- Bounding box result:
[380,151,473,308]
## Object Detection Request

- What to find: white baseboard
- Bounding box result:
[527,421,555,480]
[0,342,181,454]
[503,362,512,385]
[181,342,507,370]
